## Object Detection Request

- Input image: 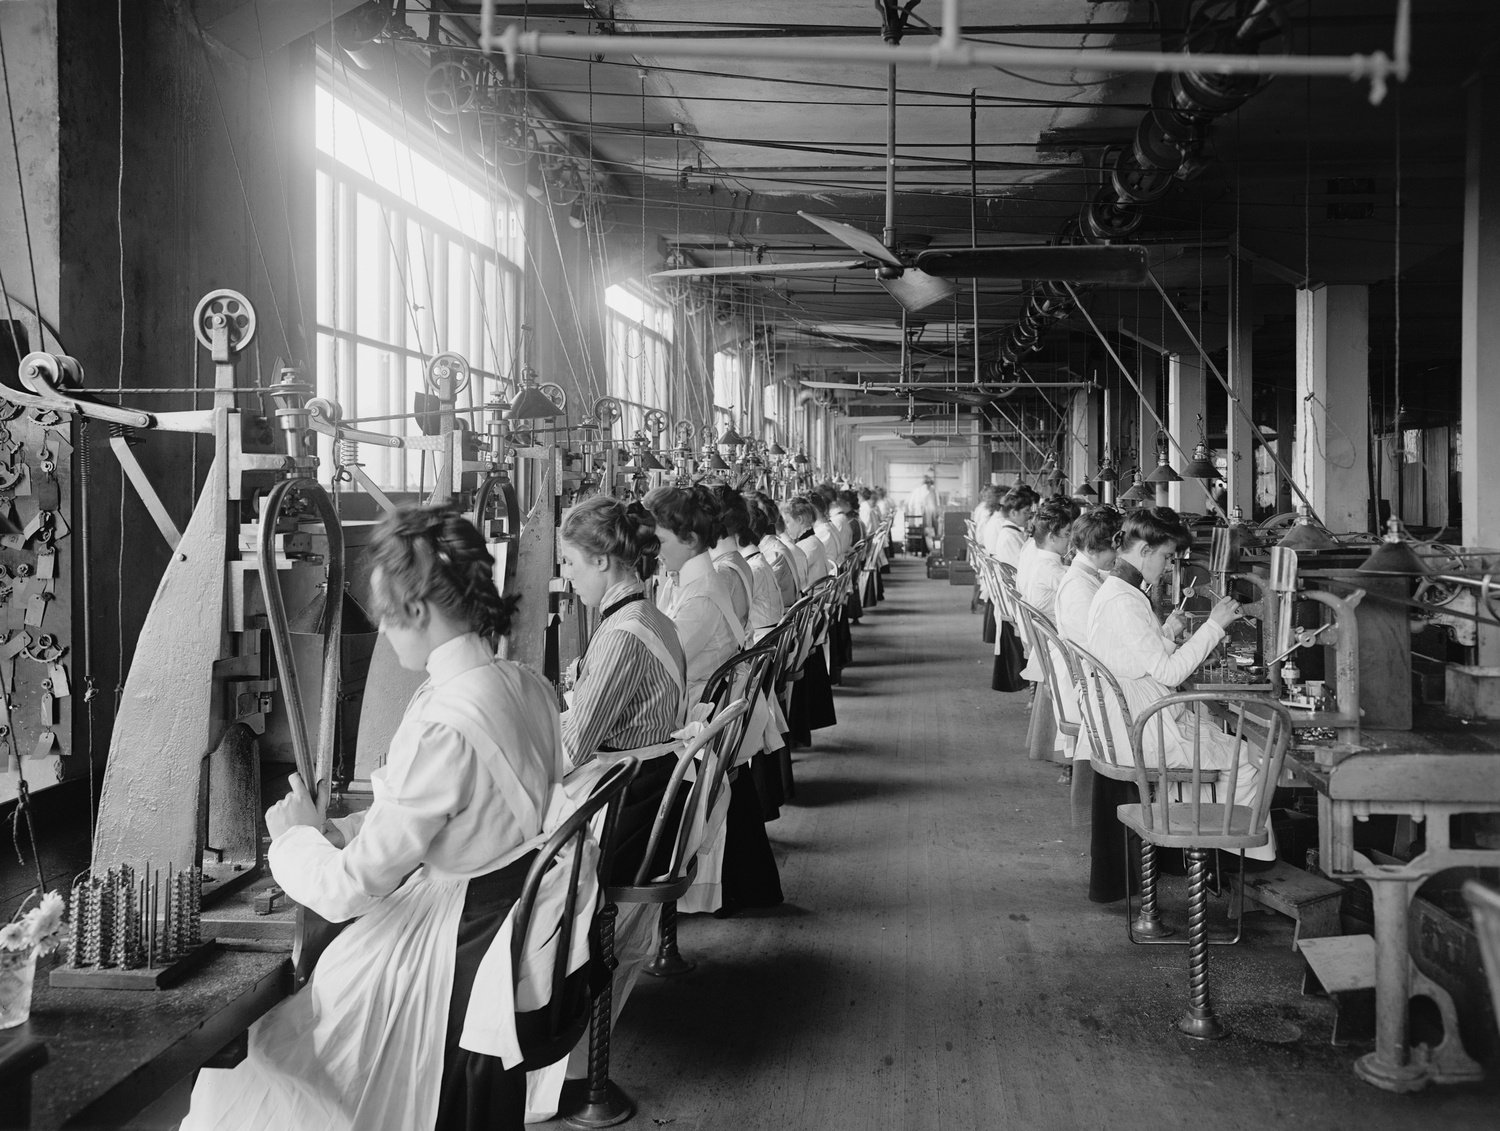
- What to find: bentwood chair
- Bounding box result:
[1065,640,1227,945]
[566,701,750,1128]
[1014,601,1081,755]
[640,642,777,981]
[1120,692,1292,1039]
[510,757,638,1073]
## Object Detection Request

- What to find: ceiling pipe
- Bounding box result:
[479,0,1410,105]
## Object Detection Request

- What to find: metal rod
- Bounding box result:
[1061,283,1228,522]
[883,64,896,249]
[1146,270,1324,525]
[481,17,1407,105]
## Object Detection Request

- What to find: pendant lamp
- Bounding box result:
[506,367,561,420]
[1276,504,1339,551]
[1357,517,1429,575]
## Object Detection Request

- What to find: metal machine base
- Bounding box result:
[563,1080,637,1129]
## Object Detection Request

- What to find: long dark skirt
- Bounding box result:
[603,752,686,885]
[981,599,997,644]
[436,853,597,1131]
[719,768,784,913]
[750,748,785,820]
[1087,775,1184,903]
[435,854,536,1131]
[788,647,837,744]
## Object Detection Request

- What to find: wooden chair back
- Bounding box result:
[508,757,636,1068]
[1127,692,1292,844]
[1015,600,1081,740]
[621,698,751,893]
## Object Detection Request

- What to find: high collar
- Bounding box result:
[425,632,495,683]
[1069,557,1101,583]
[1034,546,1064,566]
[599,579,645,613]
[711,541,742,562]
[741,543,762,559]
[677,550,714,586]
[1111,559,1148,593]
[830,513,848,529]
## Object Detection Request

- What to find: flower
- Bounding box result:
[3,890,71,956]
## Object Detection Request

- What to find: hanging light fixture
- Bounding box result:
[705,450,730,471]
[505,367,562,420]
[1276,504,1339,551]
[1096,447,1119,483]
[1357,517,1430,575]
[1183,413,1219,478]
[1144,431,1182,484]
[1121,468,1154,504]
[716,419,746,448]
[1072,480,1098,500]
[793,449,809,467]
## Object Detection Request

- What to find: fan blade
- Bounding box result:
[796,212,904,268]
[913,244,1150,283]
[879,269,959,312]
[856,432,903,442]
[650,259,865,279]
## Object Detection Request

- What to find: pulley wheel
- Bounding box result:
[193,289,257,353]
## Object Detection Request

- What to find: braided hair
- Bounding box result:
[369,504,517,641]
[561,495,662,580]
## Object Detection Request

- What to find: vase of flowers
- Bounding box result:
[0,890,69,1029]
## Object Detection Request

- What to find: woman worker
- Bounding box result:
[645,485,744,703]
[1015,495,1079,768]
[552,495,686,1109]
[183,505,561,1131]
[708,485,756,634]
[734,492,786,638]
[747,489,802,605]
[985,485,1038,693]
[646,486,781,916]
[558,495,687,879]
[1085,507,1275,866]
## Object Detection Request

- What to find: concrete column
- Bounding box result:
[1462,64,1500,553]
[1294,284,1370,533]
[1226,256,1255,517]
[1167,353,1206,511]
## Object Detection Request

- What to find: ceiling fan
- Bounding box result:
[650,53,1148,311]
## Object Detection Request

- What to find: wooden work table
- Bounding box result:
[0,946,290,1129]
[1287,706,1500,1093]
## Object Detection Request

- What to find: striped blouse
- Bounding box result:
[562,581,686,766]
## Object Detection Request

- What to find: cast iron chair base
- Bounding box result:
[564,1079,637,1129]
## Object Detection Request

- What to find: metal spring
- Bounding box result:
[335,437,361,467]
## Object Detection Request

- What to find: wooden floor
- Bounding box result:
[585,558,1500,1131]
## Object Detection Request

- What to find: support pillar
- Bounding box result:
[1168,353,1206,512]
[1462,61,1500,671]
[1294,284,1371,533]
[1226,256,1255,517]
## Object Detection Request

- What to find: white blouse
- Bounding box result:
[984,518,1026,567]
[1086,574,1225,720]
[1054,557,1103,645]
[740,545,786,636]
[710,541,754,627]
[657,550,743,701]
[760,534,802,603]
[270,634,561,923]
[795,531,830,582]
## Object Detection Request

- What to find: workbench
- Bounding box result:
[0,946,290,1128]
[1290,708,1500,1092]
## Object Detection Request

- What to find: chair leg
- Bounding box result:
[565,903,636,1128]
[1127,836,1174,942]
[1177,847,1226,1040]
[642,900,695,977]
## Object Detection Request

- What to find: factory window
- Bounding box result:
[314,65,522,493]
[605,283,672,435]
